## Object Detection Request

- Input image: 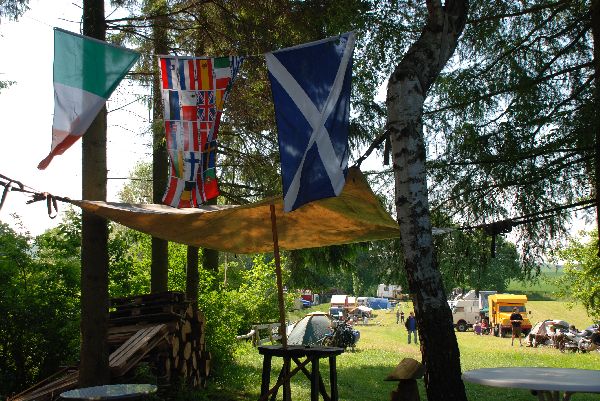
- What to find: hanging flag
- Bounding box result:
[38,28,140,170]
[160,55,243,208]
[266,32,355,212]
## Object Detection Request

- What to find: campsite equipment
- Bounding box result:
[322,320,359,349]
[526,319,569,347]
[287,313,332,346]
[578,323,600,352]
[367,297,390,310]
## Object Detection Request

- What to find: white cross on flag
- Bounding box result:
[266,32,355,212]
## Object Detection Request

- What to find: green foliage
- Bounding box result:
[554,230,600,319]
[352,239,406,296]
[235,255,294,328]
[0,0,29,21]
[190,255,295,367]
[117,161,152,204]
[285,226,523,297]
[424,0,596,261]
[0,80,15,94]
[196,285,242,368]
[0,219,80,396]
[436,230,524,292]
[107,227,152,296]
[287,244,367,293]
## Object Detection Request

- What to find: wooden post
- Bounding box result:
[260,354,272,398]
[329,355,338,401]
[269,204,287,348]
[311,356,319,401]
[79,0,109,387]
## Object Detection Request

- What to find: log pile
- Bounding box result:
[7,292,211,401]
[108,291,212,389]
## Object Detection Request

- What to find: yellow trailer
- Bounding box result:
[488,294,532,337]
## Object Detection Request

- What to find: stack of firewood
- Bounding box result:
[108,291,211,388]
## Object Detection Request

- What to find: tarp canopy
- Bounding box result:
[73,168,400,254]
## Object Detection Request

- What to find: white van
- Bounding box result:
[450,290,496,332]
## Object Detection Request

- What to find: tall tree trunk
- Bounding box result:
[591,0,600,255]
[151,0,169,292]
[189,23,221,287]
[386,1,468,400]
[80,0,109,386]
[202,246,219,273]
[186,246,199,302]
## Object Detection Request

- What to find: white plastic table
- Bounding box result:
[60,384,157,400]
[462,367,600,401]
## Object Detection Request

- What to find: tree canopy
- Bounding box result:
[555,230,600,319]
[424,0,598,260]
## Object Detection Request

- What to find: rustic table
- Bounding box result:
[258,345,344,401]
[60,383,157,400]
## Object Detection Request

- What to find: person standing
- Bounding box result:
[400,310,405,323]
[405,311,418,344]
[396,308,400,324]
[510,307,523,346]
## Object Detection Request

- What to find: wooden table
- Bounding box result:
[60,384,157,400]
[462,367,600,401]
[258,345,344,401]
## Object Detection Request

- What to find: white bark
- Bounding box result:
[386,0,468,400]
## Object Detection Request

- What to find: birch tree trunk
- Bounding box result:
[386,1,468,400]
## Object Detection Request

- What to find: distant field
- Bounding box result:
[506,267,564,300]
[204,300,599,401]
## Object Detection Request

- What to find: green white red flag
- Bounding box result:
[38,28,139,170]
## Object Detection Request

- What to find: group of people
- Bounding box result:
[396,307,418,344]
[473,318,490,335]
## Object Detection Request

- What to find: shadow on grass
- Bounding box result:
[161,352,600,401]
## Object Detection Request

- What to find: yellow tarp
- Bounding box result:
[73,167,400,254]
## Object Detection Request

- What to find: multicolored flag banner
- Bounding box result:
[38,28,140,170]
[266,32,355,212]
[159,56,243,208]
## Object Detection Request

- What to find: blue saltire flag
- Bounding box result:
[266,32,355,212]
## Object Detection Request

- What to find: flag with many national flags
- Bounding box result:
[159,55,243,208]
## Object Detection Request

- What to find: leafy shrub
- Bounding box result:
[0,220,80,397]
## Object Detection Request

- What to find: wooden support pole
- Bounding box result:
[269,204,287,348]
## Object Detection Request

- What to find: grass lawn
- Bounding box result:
[506,268,563,300]
[199,301,599,401]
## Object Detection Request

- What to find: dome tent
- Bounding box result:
[287,313,332,346]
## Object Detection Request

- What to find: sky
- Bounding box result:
[0,0,150,235]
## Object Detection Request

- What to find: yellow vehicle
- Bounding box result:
[488,294,532,337]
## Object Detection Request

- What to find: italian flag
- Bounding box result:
[38,28,139,170]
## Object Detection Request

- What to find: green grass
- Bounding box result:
[196,301,599,401]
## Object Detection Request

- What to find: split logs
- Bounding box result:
[108,291,211,389]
